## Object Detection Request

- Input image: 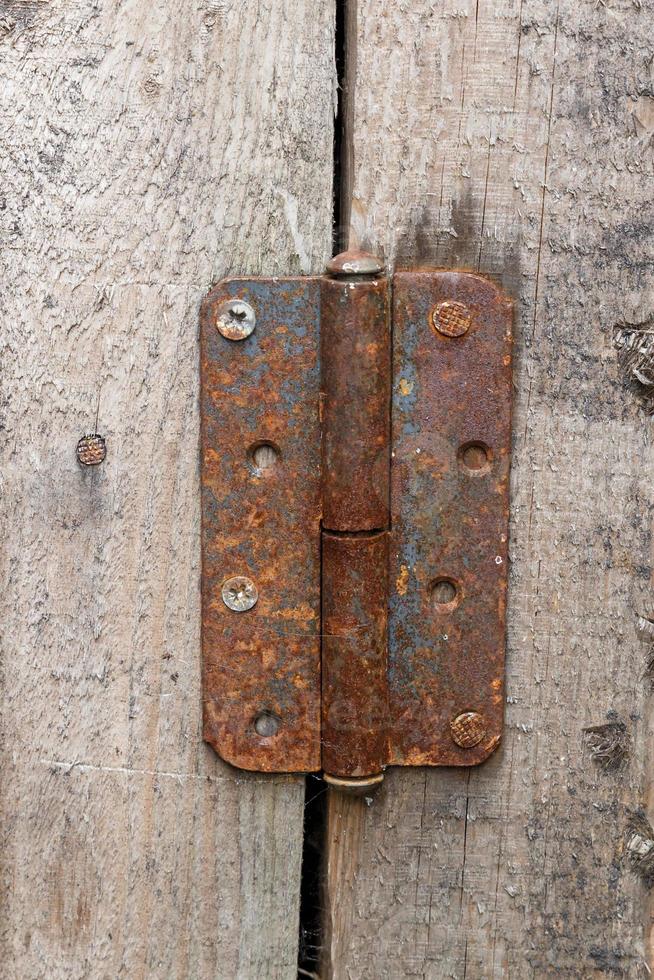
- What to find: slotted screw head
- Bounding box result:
[222,576,258,612]
[216,299,256,341]
[76,433,107,466]
[450,711,486,748]
[432,301,472,338]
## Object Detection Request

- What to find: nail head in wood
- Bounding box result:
[76,433,107,467]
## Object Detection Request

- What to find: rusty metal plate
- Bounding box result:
[200,278,322,772]
[389,272,513,767]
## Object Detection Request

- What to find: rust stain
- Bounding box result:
[269,603,317,622]
[396,564,410,596]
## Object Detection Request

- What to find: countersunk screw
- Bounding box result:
[76,433,107,466]
[216,299,256,341]
[450,711,486,748]
[432,301,472,338]
[222,575,258,612]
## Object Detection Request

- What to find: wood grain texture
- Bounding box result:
[326,0,654,976]
[0,1,334,977]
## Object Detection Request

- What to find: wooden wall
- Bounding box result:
[2,0,653,977]
[326,1,654,976]
[0,2,334,976]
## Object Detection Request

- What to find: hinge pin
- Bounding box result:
[326,249,385,277]
[323,773,385,794]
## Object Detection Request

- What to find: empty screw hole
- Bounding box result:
[430,577,460,608]
[254,712,280,738]
[249,441,280,474]
[458,441,491,474]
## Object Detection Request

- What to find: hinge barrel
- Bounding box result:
[320,253,392,784]
[321,531,390,780]
[320,268,391,531]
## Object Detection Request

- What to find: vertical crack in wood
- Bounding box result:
[333,0,356,253]
[530,0,560,343]
[297,3,353,977]
[297,776,329,979]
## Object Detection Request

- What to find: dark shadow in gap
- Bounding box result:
[297,775,329,979]
[332,0,347,255]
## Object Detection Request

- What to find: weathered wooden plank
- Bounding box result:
[0,1,335,977]
[325,1,654,976]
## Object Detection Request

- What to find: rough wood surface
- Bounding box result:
[326,0,654,976]
[0,1,334,977]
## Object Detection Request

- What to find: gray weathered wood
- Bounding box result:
[0,1,334,977]
[325,0,654,976]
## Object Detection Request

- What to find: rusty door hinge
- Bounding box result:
[200,251,513,791]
